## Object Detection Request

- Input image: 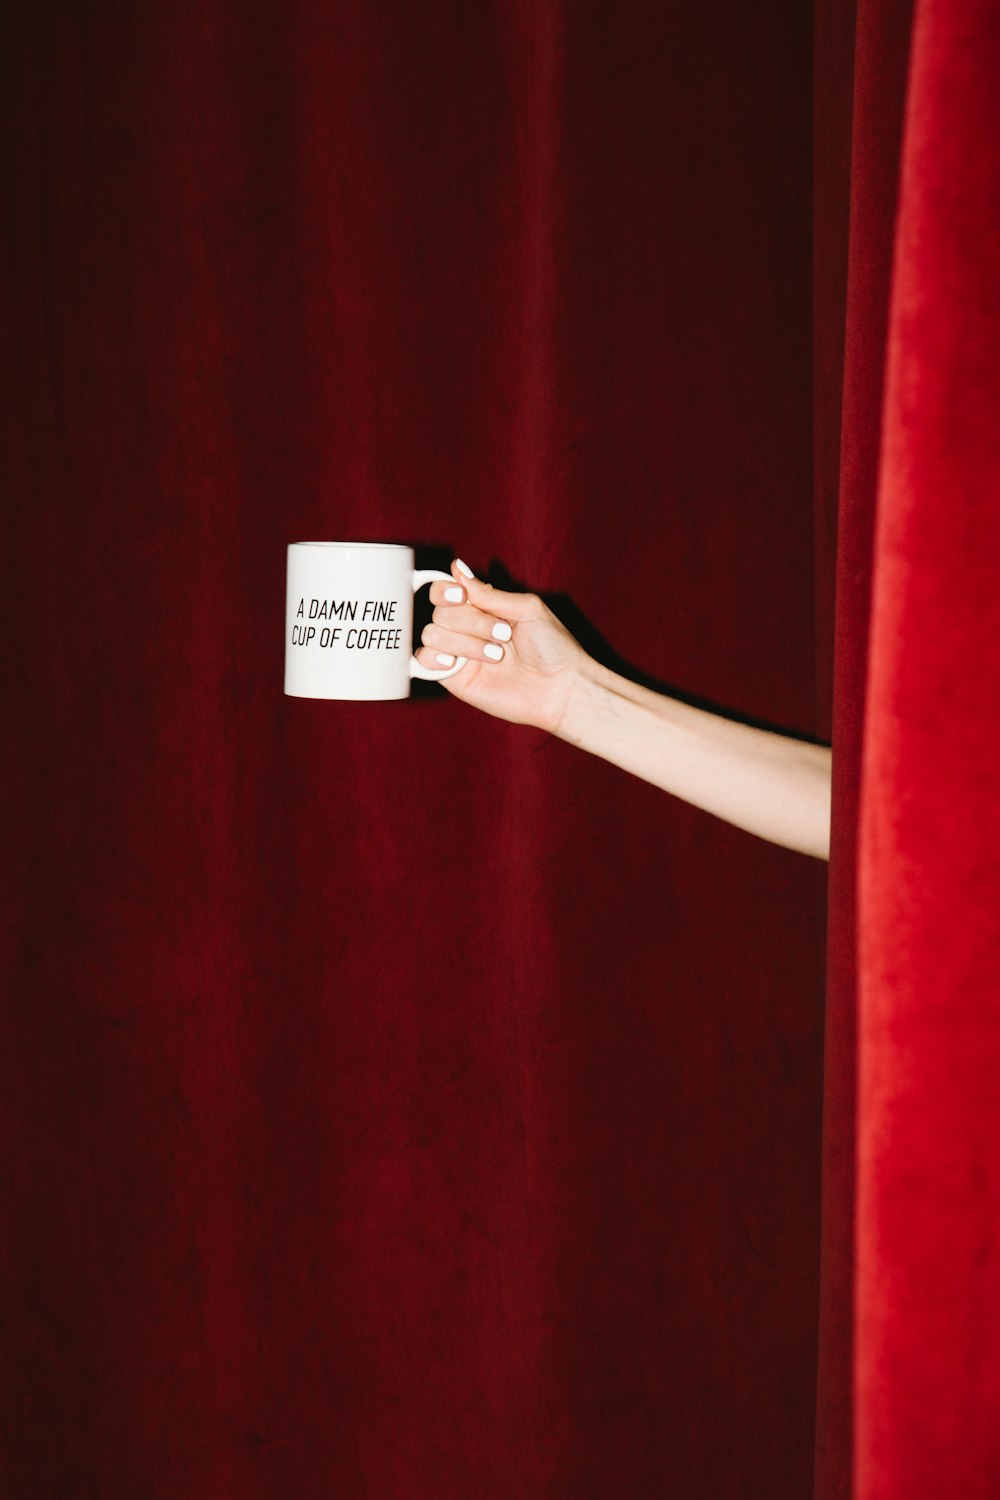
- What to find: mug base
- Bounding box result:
[284,685,410,701]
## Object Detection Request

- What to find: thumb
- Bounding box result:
[453,560,543,623]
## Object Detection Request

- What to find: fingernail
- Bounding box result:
[483,643,504,662]
[444,585,464,603]
[492,621,512,642]
[436,652,456,666]
[454,558,474,579]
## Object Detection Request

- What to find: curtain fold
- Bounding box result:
[818,1,914,1494]
[856,1,1000,1495]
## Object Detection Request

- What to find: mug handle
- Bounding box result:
[409,569,469,682]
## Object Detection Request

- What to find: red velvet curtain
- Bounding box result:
[2,2,998,1497]
[821,1,1000,1496]
[854,1,1000,1496]
[816,1,914,1493]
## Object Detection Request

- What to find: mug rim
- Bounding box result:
[290,540,411,551]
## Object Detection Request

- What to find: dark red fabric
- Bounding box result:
[1,4,825,1496]
[856,1,1000,1495]
[812,5,857,1493]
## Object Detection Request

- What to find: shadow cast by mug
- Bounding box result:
[413,550,828,748]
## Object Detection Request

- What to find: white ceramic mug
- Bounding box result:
[284,541,468,700]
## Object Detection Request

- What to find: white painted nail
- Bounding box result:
[454,558,474,579]
[444,585,464,603]
[492,621,512,642]
[483,643,504,662]
[436,652,456,666]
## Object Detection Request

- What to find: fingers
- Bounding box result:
[448,559,544,623]
[414,645,469,675]
[428,561,543,624]
[430,602,513,643]
[413,645,478,677]
[427,579,469,607]
[423,566,511,664]
[419,621,507,663]
[423,558,543,674]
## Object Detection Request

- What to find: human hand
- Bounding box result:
[413,559,592,734]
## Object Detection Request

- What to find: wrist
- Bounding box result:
[549,656,618,743]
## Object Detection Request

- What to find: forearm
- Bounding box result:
[555,661,831,860]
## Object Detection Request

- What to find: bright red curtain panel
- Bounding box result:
[856,1,1000,1496]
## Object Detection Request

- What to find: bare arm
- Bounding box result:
[555,659,831,859]
[416,560,832,861]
